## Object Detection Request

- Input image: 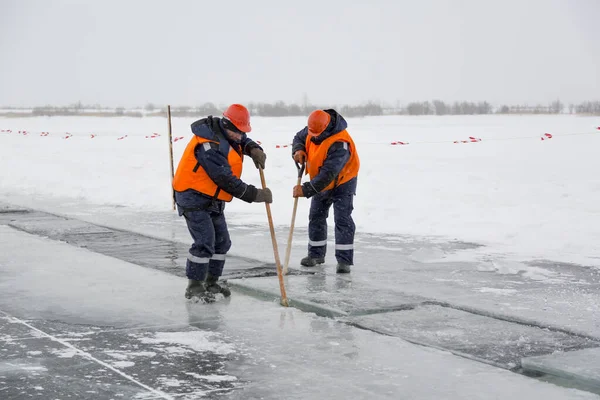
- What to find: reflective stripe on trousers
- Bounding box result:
[308,183,356,265]
[183,209,232,280]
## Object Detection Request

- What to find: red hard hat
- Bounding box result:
[223,104,251,133]
[307,110,331,137]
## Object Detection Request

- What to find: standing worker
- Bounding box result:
[291,109,360,273]
[173,104,272,302]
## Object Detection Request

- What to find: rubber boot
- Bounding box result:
[336,263,351,274]
[300,256,325,267]
[185,279,215,303]
[205,274,231,297]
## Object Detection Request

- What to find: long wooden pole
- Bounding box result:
[283,168,303,275]
[167,105,175,211]
[283,188,300,275]
[259,167,289,307]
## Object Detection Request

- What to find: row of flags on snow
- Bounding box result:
[2,127,599,146]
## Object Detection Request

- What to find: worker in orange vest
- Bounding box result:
[173,104,272,302]
[292,109,360,273]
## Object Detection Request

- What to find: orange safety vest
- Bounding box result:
[173,136,243,202]
[305,129,360,192]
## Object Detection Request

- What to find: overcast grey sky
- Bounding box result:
[1,0,598,107]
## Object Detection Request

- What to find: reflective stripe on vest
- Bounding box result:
[305,129,360,192]
[173,136,243,202]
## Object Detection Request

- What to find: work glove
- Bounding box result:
[254,188,273,203]
[250,148,267,169]
[293,150,306,164]
[292,185,305,198]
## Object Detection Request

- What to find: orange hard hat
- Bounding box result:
[307,110,331,137]
[223,104,251,133]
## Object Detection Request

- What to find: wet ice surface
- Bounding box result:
[1,204,600,398]
[2,208,307,280]
[231,272,600,371]
[7,205,599,336]
[232,260,600,339]
[522,348,600,392]
[0,315,240,399]
[351,305,599,369]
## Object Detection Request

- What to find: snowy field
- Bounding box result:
[1,114,599,268]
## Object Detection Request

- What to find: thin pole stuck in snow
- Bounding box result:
[259,167,289,307]
[167,105,175,211]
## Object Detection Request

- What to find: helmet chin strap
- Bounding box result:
[225,129,243,143]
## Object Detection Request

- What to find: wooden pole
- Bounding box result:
[283,163,305,275]
[259,167,289,307]
[283,192,300,276]
[167,105,175,211]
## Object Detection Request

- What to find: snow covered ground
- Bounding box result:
[1,114,599,268]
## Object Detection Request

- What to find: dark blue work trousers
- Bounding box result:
[308,178,357,265]
[182,208,231,280]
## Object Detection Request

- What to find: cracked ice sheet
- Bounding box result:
[522,348,600,391]
[0,226,598,399]
[3,197,599,338]
[3,200,599,340]
[0,226,243,398]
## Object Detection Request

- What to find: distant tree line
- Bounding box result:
[572,101,600,115]
[403,99,568,115]
[2,100,600,118]
[145,101,385,118]
[164,99,599,117]
[28,102,143,117]
[405,100,493,115]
